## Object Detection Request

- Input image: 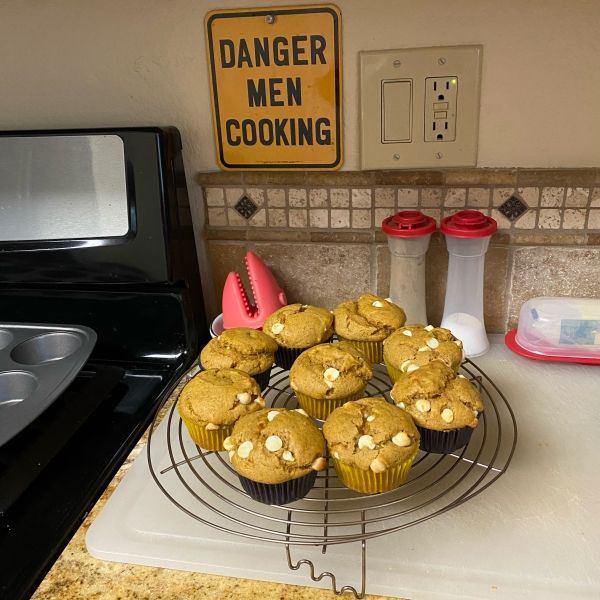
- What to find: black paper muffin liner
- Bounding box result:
[198,360,272,392]
[274,336,333,371]
[238,469,318,505]
[417,415,480,454]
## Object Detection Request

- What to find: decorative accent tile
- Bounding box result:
[309,189,328,207]
[514,210,537,229]
[541,187,565,207]
[205,188,224,207]
[309,209,328,228]
[539,209,561,229]
[492,188,514,207]
[498,195,528,221]
[245,188,265,206]
[289,209,307,228]
[397,188,419,207]
[443,188,466,207]
[467,188,490,207]
[375,188,395,207]
[331,209,350,228]
[375,208,394,227]
[288,188,307,207]
[562,208,586,229]
[587,209,600,229]
[207,207,227,226]
[227,208,247,226]
[421,188,442,207]
[352,210,372,228]
[565,187,590,207]
[226,188,244,206]
[268,208,287,227]
[517,187,540,207]
[352,189,372,208]
[491,208,511,229]
[330,188,350,208]
[267,188,286,207]
[234,195,258,219]
[591,188,600,207]
[248,208,266,227]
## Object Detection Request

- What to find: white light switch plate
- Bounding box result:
[360,45,482,170]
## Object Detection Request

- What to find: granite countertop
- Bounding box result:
[32,371,404,600]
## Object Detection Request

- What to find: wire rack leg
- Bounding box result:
[284,510,367,598]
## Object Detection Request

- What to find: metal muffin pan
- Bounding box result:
[0,323,97,447]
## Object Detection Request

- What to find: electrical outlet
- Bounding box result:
[425,77,457,142]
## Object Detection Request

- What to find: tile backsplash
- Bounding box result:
[197,169,600,332]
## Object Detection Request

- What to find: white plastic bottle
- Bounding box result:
[440,210,497,357]
[382,210,436,325]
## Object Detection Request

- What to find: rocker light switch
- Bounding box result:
[382,80,412,143]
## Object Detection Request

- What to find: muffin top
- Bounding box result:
[333,294,406,342]
[323,397,420,473]
[200,328,278,376]
[178,368,265,427]
[390,361,483,431]
[289,341,373,400]
[384,325,464,373]
[224,408,327,484]
[262,303,334,349]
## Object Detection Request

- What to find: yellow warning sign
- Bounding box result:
[205,4,343,170]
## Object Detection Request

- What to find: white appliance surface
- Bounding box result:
[87,337,600,599]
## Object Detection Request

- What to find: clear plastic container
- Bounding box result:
[440,211,497,357]
[382,211,436,325]
[511,297,600,361]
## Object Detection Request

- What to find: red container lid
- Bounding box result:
[440,210,497,238]
[382,210,437,237]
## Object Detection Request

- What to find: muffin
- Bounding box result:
[333,294,406,363]
[383,324,465,384]
[289,341,373,419]
[323,397,420,494]
[200,328,278,390]
[390,361,484,454]
[178,368,265,451]
[224,408,327,505]
[262,303,334,370]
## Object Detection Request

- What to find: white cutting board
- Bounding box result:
[87,337,600,599]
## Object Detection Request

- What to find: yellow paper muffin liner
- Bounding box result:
[295,387,367,420]
[331,443,419,494]
[178,404,233,452]
[384,357,460,385]
[336,337,383,364]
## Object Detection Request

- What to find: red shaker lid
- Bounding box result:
[440,210,497,238]
[382,210,437,237]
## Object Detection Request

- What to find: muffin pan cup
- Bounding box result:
[198,361,273,393]
[273,336,333,371]
[336,337,383,364]
[416,417,480,454]
[177,406,234,452]
[331,444,419,494]
[0,323,97,447]
[237,470,318,505]
[295,386,367,421]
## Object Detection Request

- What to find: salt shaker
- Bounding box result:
[440,210,497,357]
[382,210,436,325]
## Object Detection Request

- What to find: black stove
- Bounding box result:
[0,127,208,599]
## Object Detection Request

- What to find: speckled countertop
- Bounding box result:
[31,372,405,600]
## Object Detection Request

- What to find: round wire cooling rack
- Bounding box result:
[147,360,517,599]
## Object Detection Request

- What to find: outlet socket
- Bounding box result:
[425,77,457,142]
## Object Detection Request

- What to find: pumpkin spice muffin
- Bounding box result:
[262,303,334,370]
[323,397,420,494]
[289,341,373,419]
[178,368,265,451]
[333,294,406,363]
[383,324,465,384]
[390,361,484,454]
[200,327,278,390]
[224,408,327,504]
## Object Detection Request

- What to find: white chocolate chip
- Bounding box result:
[366,415,375,422]
[333,451,339,459]
[330,310,334,314]
[392,432,411,447]
[402,330,413,337]
[427,337,440,349]
[416,399,431,413]
[473,409,479,417]
[454,339,463,348]
[228,450,234,460]
[358,435,376,450]
[294,408,309,417]
[265,435,283,452]
[271,322,285,334]
[324,367,340,382]
[290,381,298,390]
[267,410,279,421]
[237,392,252,405]
[254,396,265,407]
[406,364,420,373]
[397,401,405,409]
[282,451,294,461]
[237,441,253,458]
[370,458,387,473]
[425,325,434,332]
[389,390,395,401]
[458,374,466,379]
[301,304,308,309]
[418,346,430,352]
[312,457,328,471]
[324,379,334,388]
[205,422,219,430]
[385,298,393,303]
[441,408,454,423]
[372,300,384,307]
[223,436,235,451]
[400,360,411,373]
[217,335,221,340]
